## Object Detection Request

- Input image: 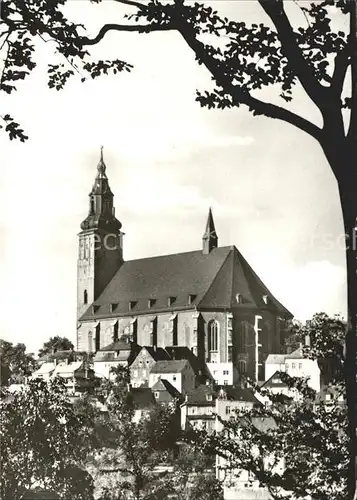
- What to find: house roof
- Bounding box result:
[285,347,303,359]
[218,386,261,404]
[265,354,286,365]
[151,378,181,398]
[140,346,171,362]
[79,246,292,320]
[53,361,83,377]
[164,346,205,377]
[33,362,56,376]
[183,384,216,405]
[150,359,189,374]
[261,371,288,389]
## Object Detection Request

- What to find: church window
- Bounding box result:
[84,290,88,304]
[130,318,137,343]
[112,321,119,341]
[238,360,246,374]
[208,320,219,352]
[95,323,101,351]
[239,321,249,351]
[170,314,178,345]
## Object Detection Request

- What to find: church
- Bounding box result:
[76,150,292,382]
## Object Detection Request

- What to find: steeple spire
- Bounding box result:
[97,145,107,178]
[80,147,122,233]
[202,207,218,254]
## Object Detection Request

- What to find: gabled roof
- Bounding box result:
[261,371,288,389]
[265,354,286,365]
[151,378,181,398]
[184,384,216,405]
[164,346,203,376]
[140,346,171,362]
[33,362,56,376]
[79,246,292,320]
[150,359,189,374]
[285,347,303,359]
[218,386,261,404]
[53,361,83,376]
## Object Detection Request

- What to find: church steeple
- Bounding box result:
[80,147,122,232]
[202,207,218,254]
[77,147,124,322]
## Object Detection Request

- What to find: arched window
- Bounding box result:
[88,331,93,353]
[238,360,246,374]
[84,290,88,304]
[208,320,219,352]
[240,321,249,351]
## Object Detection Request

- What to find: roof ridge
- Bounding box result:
[124,246,233,264]
[197,247,233,308]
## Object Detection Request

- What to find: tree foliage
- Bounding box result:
[188,314,348,500]
[0,378,94,500]
[38,335,74,357]
[0,339,37,385]
[0,0,132,141]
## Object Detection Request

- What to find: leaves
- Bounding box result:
[0,378,94,500]
[187,315,349,500]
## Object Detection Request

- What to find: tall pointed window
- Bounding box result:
[208,320,219,353]
[84,290,88,305]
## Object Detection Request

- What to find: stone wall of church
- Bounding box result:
[231,311,286,381]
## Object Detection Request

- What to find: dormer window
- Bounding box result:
[168,296,176,307]
[206,394,213,401]
[110,303,118,313]
[92,305,99,314]
[188,294,197,305]
[148,298,156,309]
[129,301,137,311]
[262,295,269,305]
[235,293,242,304]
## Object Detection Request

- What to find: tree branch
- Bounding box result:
[331,45,350,97]
[258,0,329,111]
[81,23,175,47]
[114,0,147,10]
[180,27,322,142]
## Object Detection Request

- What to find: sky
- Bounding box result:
[0,1,349,354]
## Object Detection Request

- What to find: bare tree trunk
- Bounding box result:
[338,182,357,500]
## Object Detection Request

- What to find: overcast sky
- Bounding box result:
[0,1,348,353]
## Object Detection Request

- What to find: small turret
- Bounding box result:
[202,207,218,254]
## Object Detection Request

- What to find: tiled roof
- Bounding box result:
[164,346,203,376]
[99,341,132,352]
[151,378,180,398]
[184,384,216,405]
[219,386,261,404]
[79,246,292,320]
[141,346,171,362]
[150,359,189,374]
[285,347,303,359]
[53,361,83,377]
[33,362,56,376]
[261,371,287,388]
[265,354,286,364]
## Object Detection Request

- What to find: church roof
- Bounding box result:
[79,246,292,320]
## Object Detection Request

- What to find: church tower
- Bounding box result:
[77,147,123,320]
[202,207,218,254]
